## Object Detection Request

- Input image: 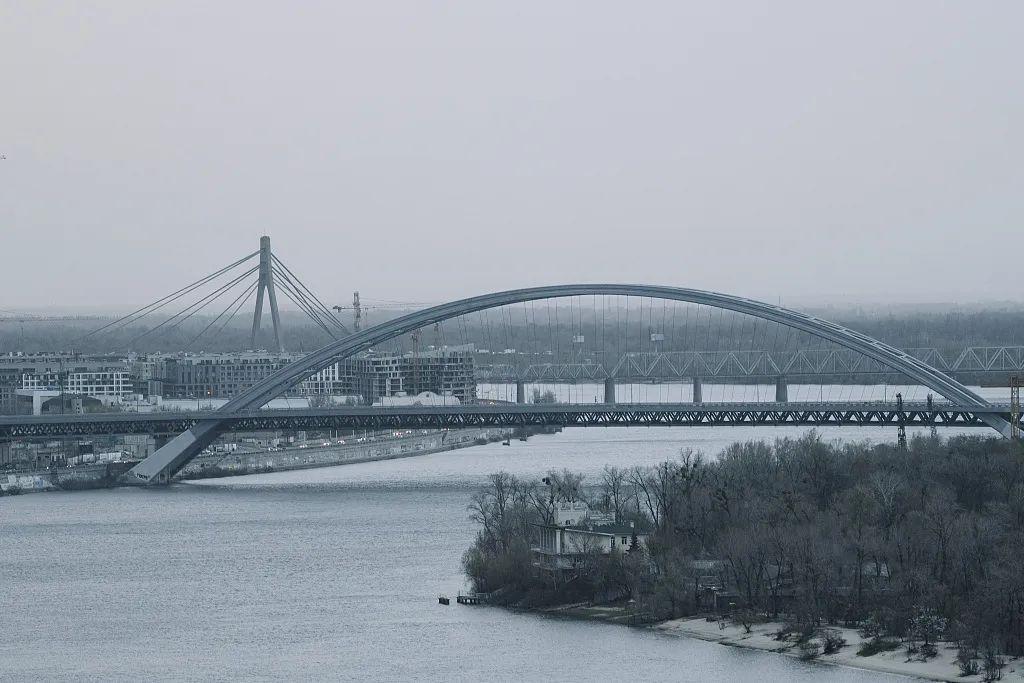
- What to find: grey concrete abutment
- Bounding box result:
[604,377,616,404]
[776,376,788,402]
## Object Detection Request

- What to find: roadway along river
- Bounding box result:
[1,417,995,681]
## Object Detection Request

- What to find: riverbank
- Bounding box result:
[178,427,522,480]
[3,427,554,494]
[657,617,1024,682]
[1,461,135,495]
[532,603,1022,682]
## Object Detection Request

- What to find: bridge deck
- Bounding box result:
[0,401,1008,438]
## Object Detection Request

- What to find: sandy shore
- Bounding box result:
[655,617,1024,682]
[534,604,1023,681]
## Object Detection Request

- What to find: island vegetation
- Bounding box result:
[464,433,1024,680]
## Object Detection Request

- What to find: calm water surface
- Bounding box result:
[3,417,986,681]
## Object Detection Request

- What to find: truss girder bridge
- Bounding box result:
[110,283,1016,485]
[477,347,1024,382]
[0,402,1006,439]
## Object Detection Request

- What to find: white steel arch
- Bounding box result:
[129,284,1011,484]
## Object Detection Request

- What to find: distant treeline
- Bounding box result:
[1,304,1022,354]
[464,433,1024,660]
[0,313,342,354]
[818,307,1024,349]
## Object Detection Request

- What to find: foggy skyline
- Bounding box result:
[2,2,1022,312]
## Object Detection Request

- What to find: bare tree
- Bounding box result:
[544,468,586,503]
[600,465,629,522]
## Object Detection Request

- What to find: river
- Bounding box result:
[2,384,1005,681]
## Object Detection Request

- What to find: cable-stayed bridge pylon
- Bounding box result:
[74,236,348,351]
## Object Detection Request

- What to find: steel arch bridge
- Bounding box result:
[128,284,1015,484]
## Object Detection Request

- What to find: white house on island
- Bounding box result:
[531,501,648,572]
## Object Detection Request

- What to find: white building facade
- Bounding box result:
[532,501,648,571]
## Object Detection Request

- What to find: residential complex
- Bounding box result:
[0,353,134,414]
[142,346,475,403]
[0,346,477,414]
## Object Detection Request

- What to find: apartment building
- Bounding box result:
[0,353,134,413]
[143,346,475,404]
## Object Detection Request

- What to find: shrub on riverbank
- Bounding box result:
[856,636,900,657]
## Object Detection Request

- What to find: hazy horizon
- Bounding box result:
[3,2,1022,310]
[5,296,1024,321]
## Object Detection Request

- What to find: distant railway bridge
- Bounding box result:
[476,347,1024,383]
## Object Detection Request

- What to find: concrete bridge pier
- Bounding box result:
[775,376,788,402]
[122,419,225,485]
[516,380,526,404]
[692,376,703,404]
[604,377,616,404]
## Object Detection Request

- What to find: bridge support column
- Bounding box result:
[125,420,224,485]
[775,376,788,402]
[251,235,285,352]
[692,376,702,404]
[604,378,616,404]
[516,381,526,404]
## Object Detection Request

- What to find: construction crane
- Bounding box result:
[333,292,363,332]
[333,294,432,332]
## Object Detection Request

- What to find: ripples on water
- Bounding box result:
[1,407,982,680]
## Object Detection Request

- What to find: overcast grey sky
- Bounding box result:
[1,1,1021,312]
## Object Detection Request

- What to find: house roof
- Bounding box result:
[532,521,651,536]
[563,523,648,536]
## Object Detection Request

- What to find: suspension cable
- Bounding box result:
[271,255,348,334]
[186,280,260,350]
[204,282,260,348]
[77,251,258,341]
[273,275,336,338]
[270,265,331,329]
[270,266,338,338]
[128,265,258,345]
